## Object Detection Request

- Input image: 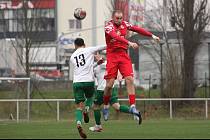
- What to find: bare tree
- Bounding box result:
[106,0,210,99]
[137,1,184,99]
[138,0,210,99]
[169,0,210,97]
[5,0,57,117]
[8,0,45,77]
[107,0,183,98]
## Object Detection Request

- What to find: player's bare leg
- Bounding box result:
[125,76,142,125]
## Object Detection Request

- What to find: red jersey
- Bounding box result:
[104,20,152,53]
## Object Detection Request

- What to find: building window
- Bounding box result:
[13,19,18,32]
[0,20,8,32]
[69,19,82,29]
[17,19,24,32]
[0,0,56,41]
[49,9,55,18]
[9,19,13,32]
[0,20,5,32]
[13,9,25,19]
[76,20,82,29]
[0,12,3,19]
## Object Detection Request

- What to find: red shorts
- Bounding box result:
[104,50,133,79]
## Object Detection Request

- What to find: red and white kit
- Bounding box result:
[104,20,152,79]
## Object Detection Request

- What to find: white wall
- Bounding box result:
[0,39,23,74]
[57,0,109,47]
[28,47,56,63]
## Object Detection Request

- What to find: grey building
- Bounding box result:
[0,0,57,76]
[129,31,210,86]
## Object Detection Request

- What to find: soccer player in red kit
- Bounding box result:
[103,10,160,124]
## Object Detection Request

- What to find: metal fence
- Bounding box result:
[0,98,209,122]
[0,77,210,122]
[0,77,30,120]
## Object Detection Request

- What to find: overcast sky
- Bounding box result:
[145,0,163,10]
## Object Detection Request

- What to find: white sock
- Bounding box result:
[85,106,89,112]
[77,121,81,126]
[96,124,102,128]
[104,105,109,109]
[130,104,135,108]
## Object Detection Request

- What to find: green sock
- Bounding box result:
[85,97,93,111]
[119,105,130,113]
[75,109,82,125]
[94,109,101,125]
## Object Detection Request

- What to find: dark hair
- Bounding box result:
[112,10,123,17]
[74,38,85,46]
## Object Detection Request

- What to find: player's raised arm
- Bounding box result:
[126,22,160,43]
[87,45,106,54]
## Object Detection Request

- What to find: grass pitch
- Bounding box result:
[0,119,210,139]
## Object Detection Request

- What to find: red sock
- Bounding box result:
[129,94,136,106]
[103,95,111,105]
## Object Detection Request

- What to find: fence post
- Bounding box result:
[149,74,151,98]
[205,100,208,119]
[205,72,207,98]
[27,79,31,121]
[57,101,60,121]
[16,100,19,123]
[170,100,173,119]
[160,43,164,98]
[208,43,210,98]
